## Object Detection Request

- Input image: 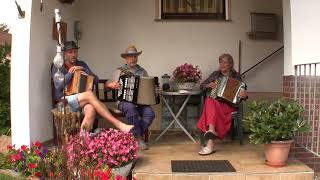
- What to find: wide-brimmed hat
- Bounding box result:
[63,41,79,51]
[121,45,142,58]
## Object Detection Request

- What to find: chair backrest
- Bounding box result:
[95,79,117,102]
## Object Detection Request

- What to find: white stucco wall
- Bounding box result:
[77,0,284,92]
[11,0,33,147]
[282,0,293,75]
[283,0,320,75]
[11,0,78,146]
[290,0,320,66]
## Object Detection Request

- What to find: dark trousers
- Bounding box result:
[119,102,155,137]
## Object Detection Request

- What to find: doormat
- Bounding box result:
[171,160,236,173]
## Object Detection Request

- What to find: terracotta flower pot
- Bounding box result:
[265,140,294,167]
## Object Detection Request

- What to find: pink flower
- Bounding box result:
[173,63,202,83]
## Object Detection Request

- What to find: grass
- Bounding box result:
[0,173,26,180]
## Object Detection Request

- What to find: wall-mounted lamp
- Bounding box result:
[74,21,81,41]
[14,0,25,19]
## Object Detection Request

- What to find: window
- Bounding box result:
[158,0,230,20]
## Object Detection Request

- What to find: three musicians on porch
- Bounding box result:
[52,41,248,154]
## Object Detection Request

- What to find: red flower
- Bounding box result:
[7,145,13,150]
[106,167,111,175]
[34,171,41,177]
[36,149,41,156]
[21,145,28,151]
[28,163,37,169]
[48,171,55,177]
[11,153,22,162]
[34,141,42,148]
[115,175,126,180]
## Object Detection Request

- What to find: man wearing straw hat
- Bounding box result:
[106,45,155,150]
[51,41,134,133]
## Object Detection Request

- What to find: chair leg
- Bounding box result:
[231,113,237,140]
[200,131,206,146]
[236,114,243,145]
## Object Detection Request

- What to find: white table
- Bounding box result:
[155,90,201,143]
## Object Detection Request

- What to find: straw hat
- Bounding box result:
[121,45,142,58]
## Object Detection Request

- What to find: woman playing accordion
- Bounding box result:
[197,54,248,155]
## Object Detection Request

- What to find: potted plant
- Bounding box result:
[245,99,308,167]
[66,128,138,178]
[172,63,202,90]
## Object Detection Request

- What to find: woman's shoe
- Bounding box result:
[204,130,218,140]
[198,146,216,156]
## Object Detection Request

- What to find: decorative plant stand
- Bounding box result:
[51,108,82,146]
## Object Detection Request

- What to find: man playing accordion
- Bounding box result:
[106,45,155,150]
[51,41,133,133]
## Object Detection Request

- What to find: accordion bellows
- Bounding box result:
[210,76,246,106]
[118,75,160,105]
[66,71,94,95]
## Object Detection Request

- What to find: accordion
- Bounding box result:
[66,71,94,95]
[210,76,246,106]
[117,75,160,105]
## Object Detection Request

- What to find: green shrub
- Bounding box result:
[0,43,11,135]
[245,99,308,144]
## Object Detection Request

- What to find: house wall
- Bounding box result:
[77,0,284,93]
[11,0,78,146]
[283,0,320,75]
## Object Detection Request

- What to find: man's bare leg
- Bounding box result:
[77,91,133,132]
[81,104,96,131]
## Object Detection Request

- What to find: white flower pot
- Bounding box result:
[175,82,196,90]
[112,161,134,177]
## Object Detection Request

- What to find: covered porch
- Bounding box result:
[4,0,320,179]
[133,132,313,179]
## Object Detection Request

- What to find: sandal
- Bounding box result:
[198,146,216,156]
[204,130,218,140]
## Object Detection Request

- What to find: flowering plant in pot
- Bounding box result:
[172,63,202,90]
[245,99,308,167]
[66,128,138,179]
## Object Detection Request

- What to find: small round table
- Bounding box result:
[155,90,201,143]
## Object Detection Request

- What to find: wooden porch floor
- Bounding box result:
[133,131,314,180]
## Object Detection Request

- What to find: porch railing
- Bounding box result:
[294,63,320,156]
